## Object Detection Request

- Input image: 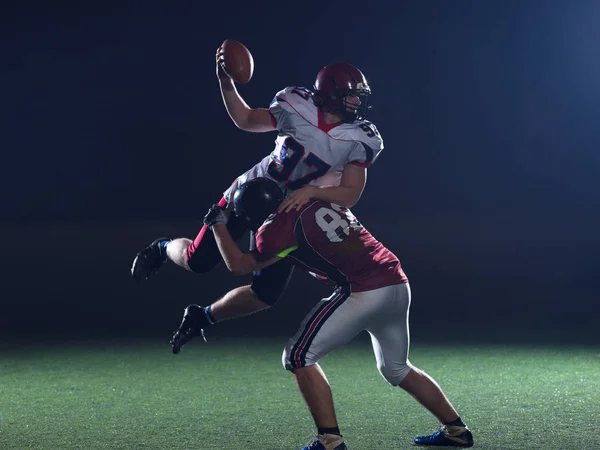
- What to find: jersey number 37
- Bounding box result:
[267,136,331,190]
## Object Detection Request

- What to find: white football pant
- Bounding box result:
[282,282,412,385]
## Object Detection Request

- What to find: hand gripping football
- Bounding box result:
[220,39,254,84]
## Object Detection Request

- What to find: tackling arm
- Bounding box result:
[313,164,366,208]
[278,164,367,213]
[212,223,281,275]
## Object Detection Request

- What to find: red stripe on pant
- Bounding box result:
[293,291,346,368]
[185,196,228,260]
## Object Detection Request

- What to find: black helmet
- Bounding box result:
[233,177,285,231]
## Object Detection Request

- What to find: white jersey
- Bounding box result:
[223,86,384,203]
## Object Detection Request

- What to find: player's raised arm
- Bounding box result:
[216,45,275,133]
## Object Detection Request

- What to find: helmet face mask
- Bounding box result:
[313,63,372,122]
[337,88,371,122]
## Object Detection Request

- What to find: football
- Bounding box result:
[220,39,254,84]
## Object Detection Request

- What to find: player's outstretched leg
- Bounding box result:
[400,368,473,447]
[171,286,271,354]
[294,365,347,450]
[130,237,171,280]
[131,208,251,279]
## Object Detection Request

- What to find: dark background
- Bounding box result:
[1,0,598,345]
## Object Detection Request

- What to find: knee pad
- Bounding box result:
[187,207,250,274]
[378,360,412,386]
[251,278,285,306]
[185,233,222,274]
[186,254,217,274]
[250,261,294,306]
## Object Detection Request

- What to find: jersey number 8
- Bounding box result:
[314,204,361,243]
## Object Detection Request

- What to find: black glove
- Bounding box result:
[203,204,230,228]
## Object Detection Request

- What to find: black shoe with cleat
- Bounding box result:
[171,304,208,354]
[414,425,474,447]
[131,237,170,280]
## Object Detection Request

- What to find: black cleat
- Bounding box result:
[131,237,170,280]
[171,304,208,354]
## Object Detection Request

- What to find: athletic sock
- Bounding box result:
[318,426,341,437]
[444,417,466,427]
[203,305,217,324]
[158,240,171,258]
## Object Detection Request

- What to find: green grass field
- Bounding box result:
[1,336,599,450]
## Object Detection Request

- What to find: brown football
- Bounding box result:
[220,39,254,84]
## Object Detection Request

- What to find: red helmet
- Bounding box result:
[313,63,371,122]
